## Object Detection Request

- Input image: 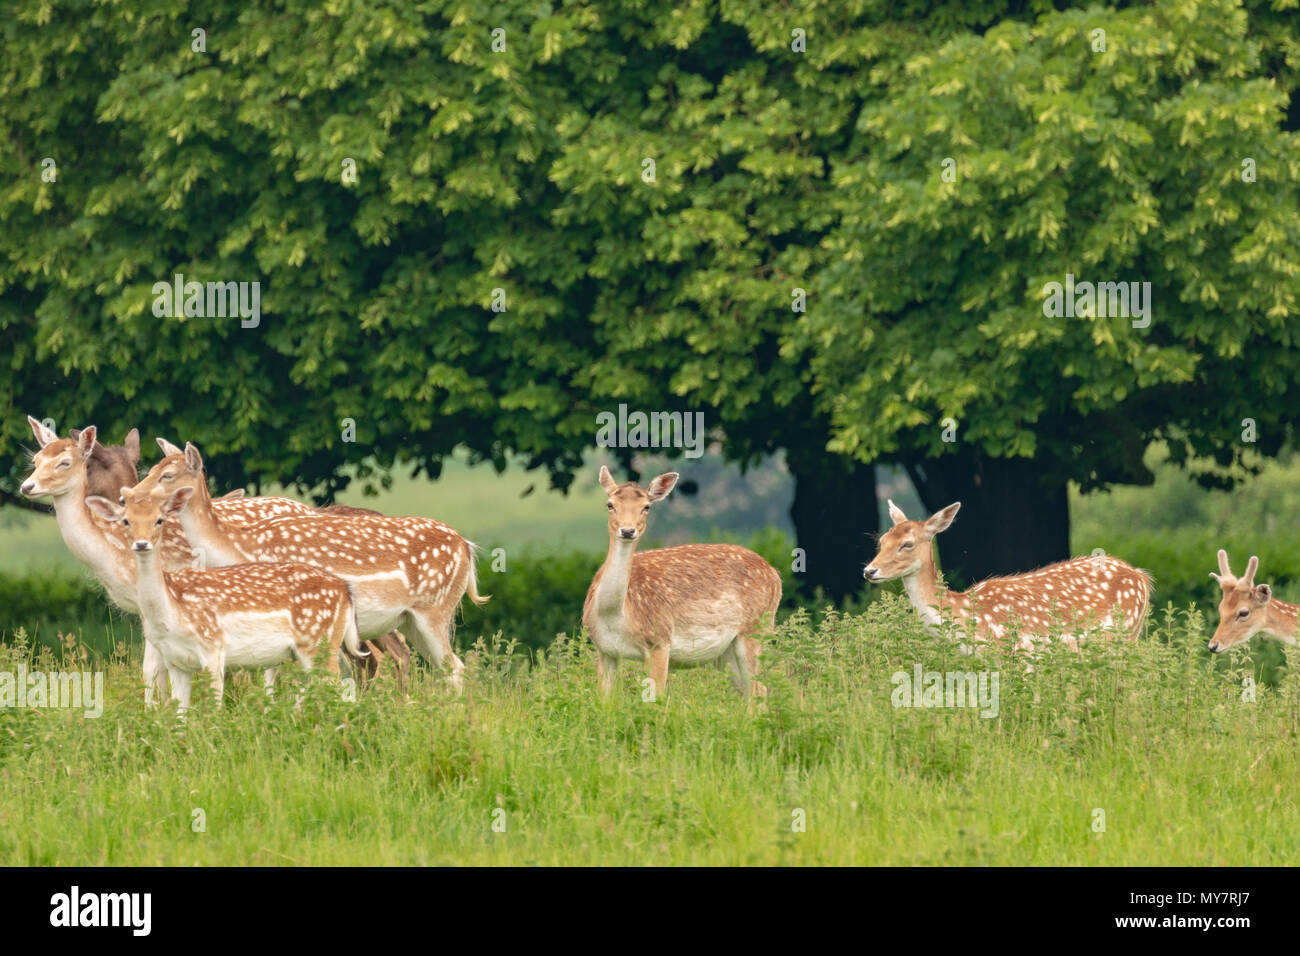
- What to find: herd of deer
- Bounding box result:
[16,416,1291,709]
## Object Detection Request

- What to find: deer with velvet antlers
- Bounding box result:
[1207,550,1297,653]
[582,467,781,699]
[864,499,1151,646]
[134,442,488,690]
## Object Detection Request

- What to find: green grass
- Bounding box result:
[0,597,1295,865]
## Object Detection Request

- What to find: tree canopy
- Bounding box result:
[2,0,1297,592]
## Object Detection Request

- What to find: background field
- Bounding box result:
[1,446,1298,865]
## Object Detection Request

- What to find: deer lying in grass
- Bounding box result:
[1207,550,1297,653]
[582,467,781,699]
[134,443,487,690]
[864,500,1151,647]
[85,485,364,709]
[154,440,411,689]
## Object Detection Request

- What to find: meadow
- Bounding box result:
[1,448,1298,865]
[0,598,1293,866]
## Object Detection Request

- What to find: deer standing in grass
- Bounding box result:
[84,485,364,709]
[582,467,781,699]
[864,500,1151,646]
[1207,550,1297,653]
[134,443,488,690]
[155,439,411,689]
[21,418,336,701]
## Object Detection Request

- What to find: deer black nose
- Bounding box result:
[1207,641,1220,653]
[132,541,151,552]
[864,566,879,581]
[19,480,35,496]
[619,527,636,539]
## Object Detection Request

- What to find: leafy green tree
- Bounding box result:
[2,0,1296,601]
[799,0,1300,582]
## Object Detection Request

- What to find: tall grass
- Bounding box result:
[0,595,1294,865]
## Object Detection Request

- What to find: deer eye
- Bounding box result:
[56,461,70,469]
[155,518,164,526]
[161,473,174,481]
[122,518,129,526]
[641,506,650,514]
[901,541,914,550]
[1237,609,1250,620]
[606,502,613,510]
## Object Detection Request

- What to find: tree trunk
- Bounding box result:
[904,453,1069,589]
[787,453,877,603]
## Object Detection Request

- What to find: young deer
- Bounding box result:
[156,441,410,688]
[1207,550,1297,653]
[582,466,781,699]
[21,417,326,702]
[85,486,364,709]
[134,443,488,690]
[864,500,1151,646]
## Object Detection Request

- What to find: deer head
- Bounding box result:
[20,417,97,499]
[134,442,208,507]
[598,465,678,541]
[864,499,961,582]
[86,485,194,554]
[1207,549,1272,653]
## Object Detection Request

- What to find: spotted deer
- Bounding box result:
[864,500,1151,646]
[1207,550,1297,653]
[84,485,364,709]
[21,418,342,699]
[155,440,411,688]
[582,467,781,699]
[134,443,488,690]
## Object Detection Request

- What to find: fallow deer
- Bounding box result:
[864,500,1151,646]
[154,440,410,687]
[21,418,339,701]
[85,485,365,709]
[134,443,488,690]
[582,467,781,699]
[1207,550,1297,653]
[72,426,140,500]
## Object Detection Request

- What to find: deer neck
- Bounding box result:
[49,485,134,601]
[902,555,953,629]
[1262,600,1300,645]
[178,482,246,566]
[132,546,182,638]
[593,535,638,622]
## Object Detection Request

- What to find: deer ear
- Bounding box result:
[28,415,58,448]
[76,426,98,458]
[84,495,121,521]
[598,465,617,494]
[1253,583,1272,606]
[887,499,908,526]
[184,442,204,473]
[156,437,183,457]
[164,486,195,517]
[216,488,245,499]
[646,472,679,502]
[924,502,961,537]
[123,428,141,464]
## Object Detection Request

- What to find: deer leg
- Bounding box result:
[645,644,670,700]
[404,608,465,693]
[597,652,619,695]
[721,638,751,696]
[142,640,169,707]
[262,668,278,696]
[168,666,193,712]
[744,635,768,698]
